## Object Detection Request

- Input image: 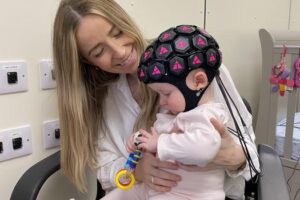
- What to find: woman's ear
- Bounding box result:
[194,70,208,90]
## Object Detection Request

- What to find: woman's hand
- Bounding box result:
[134,152,181,192]
[209,118,246,171]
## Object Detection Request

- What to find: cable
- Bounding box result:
[215,75,260,179]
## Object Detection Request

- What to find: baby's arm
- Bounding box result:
[157,105,227,166]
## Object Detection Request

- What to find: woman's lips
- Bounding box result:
[120,48,137,68]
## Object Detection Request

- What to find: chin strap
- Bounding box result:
[174,79,210,112]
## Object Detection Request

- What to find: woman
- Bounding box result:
[52,0,259,199]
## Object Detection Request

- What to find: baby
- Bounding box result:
[127,24,227,200]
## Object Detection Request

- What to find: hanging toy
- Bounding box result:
[293,49,300,87]
[115,132,143,190]
[269,44,294,96]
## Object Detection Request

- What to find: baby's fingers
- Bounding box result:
[137,136,149,144]
[139,129,152,138]
[138,143,148,151]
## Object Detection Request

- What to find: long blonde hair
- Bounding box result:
[53,0,158,192]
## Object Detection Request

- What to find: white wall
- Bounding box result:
[0,0,300,200]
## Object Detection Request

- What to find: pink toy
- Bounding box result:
[293,49,300,87]
[269,45,294,96]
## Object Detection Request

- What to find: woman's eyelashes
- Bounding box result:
[112,29,123,38]
[93,48,103,58]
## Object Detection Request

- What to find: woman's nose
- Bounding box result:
[110,41,126,59]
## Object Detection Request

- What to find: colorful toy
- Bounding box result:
[293,49,300,87]
[269,45,294,96]
[115,149,142,190]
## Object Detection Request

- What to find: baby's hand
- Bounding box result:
[126,131,142,153]
[138,127,159,153]
[126,135,135,153]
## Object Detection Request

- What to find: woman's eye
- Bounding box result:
[93,49,103,58]
[113,30,123,38]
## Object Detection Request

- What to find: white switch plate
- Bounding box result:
[0,60,28,94]
[0,125,32,162]
[42,119,60,149]
[39,59,56,90]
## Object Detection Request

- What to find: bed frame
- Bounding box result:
[256,28,300,175]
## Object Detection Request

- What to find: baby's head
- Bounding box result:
[138,25,222,113]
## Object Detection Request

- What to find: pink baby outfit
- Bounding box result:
[102,102,228,200]
[149,102,228,200]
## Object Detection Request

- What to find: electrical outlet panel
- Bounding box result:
[39,59,56,90]
[0,60,28,94]
[42,119,60,149]
[0,125,32,162]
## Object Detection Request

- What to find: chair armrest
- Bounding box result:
[10,151,60,200]
[257,144,290,200]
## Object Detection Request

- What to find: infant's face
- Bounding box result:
[148,83,185,115]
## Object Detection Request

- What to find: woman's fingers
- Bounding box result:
[134,152,181,192]
[154,160,179,170]
[151,166,181,182]
[146,165,179,192]
[147,173,178,192]
[209,118,246,170]
[147,182,171,192]
[210,117,227,137]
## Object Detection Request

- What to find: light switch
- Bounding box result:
[0,60,28,94]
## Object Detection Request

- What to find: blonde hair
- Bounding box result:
[53,0,158,192]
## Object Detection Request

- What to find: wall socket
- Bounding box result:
[42,119,60,149]
[0,125,32,162]
[0,60,28,94]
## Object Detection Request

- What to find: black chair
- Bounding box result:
[10,151,105,200]
[10,99,291,200]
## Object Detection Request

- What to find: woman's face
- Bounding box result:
[76,14,139,74]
